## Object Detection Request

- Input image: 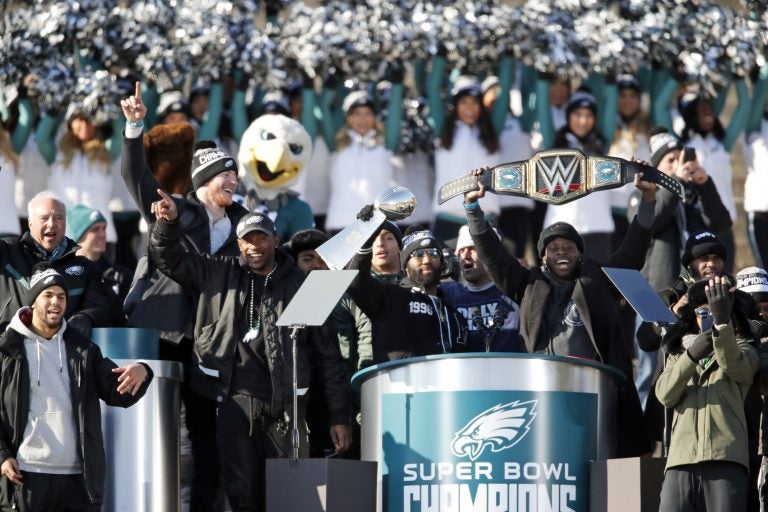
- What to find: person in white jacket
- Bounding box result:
[37,105,118,245]
[325,91,395,233]
[432,76,503,242]
[544,89,614,262]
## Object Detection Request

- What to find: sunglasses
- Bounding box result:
[410,248,441,260]
[694,306,711,317]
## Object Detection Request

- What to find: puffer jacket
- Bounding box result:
[0,233,113,331]
[656,323,758,471]
[149,218,350,425]
[0,310,153,506]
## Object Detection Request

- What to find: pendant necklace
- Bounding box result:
[244,263,277,343]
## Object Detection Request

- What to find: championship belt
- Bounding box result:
[437,148,684,206]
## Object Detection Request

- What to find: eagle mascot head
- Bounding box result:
[237,114,313,201]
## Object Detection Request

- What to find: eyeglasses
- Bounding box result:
[410,248,441,260]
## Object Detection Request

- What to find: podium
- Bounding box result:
[351,354,623,512]
[92,328,183,512]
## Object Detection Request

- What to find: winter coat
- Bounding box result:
[0,233,113,331]
[656,324,758,471]
[465,201,655,456]
[121,131,248,343]
[149,218,350,425]
[0,313,152,505]
[627,177,732,292]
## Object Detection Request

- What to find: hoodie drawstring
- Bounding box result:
[34,334,64,386]
[35,338,40,387]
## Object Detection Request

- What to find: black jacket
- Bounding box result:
[149,218,350,425]
[0,233,113,331]
[121,132,248,342]
[627,177,732,292]
[347,253,467,362]
[0,317,153,505]
[466,202,654,457]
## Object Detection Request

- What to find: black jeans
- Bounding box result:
[660,461,748,512]
[217,394,308,512]
[8,472,97,512]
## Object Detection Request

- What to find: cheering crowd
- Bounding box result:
[4,5,768,511]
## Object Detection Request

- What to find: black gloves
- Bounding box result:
[705,279,733,326]
[687,332,714,362]
[356,204,375,221]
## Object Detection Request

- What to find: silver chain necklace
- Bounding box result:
[244,263,277,343]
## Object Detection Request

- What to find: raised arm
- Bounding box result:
[319,84,339,151]
[426,54,447,135]
[606,172,656,269]
[196,82,223,142]
[518,65,537,132]
[384,80,404,152]
[491,55,514,136]
[106,117,125,162]
[346,251,392,320]
[534,76,555,149]
[230,70,250,143]
[142,82,160,130]
[722,78,749,151]
[747,65,768,137]
[598,77,618,147]
[35,112,60,166]
[300,83,319,140]
[650,70,676,131]
[148,189,211,292]
[11,95,33,155]
[463,171,528,301]
[120,81,162,223]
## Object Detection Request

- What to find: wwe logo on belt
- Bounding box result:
[536,155,581,197]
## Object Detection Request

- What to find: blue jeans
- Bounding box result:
[634,314,658,411]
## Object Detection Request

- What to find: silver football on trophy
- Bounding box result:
[374,186,417,221]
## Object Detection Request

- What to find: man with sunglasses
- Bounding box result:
[346,225,467,363]
[461,168,658,457]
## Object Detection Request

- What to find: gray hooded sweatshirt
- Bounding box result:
[8,310,81,474]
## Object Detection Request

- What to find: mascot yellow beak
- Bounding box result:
[238,114,313,192]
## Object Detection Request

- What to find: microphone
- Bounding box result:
[470,309,484,331]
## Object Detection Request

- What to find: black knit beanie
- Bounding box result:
[649,130,683,168]
[537,222,584,257]
[400,228,442,269]
[191,141,237,190]
[682,231,727,268]
[27,264,69,307]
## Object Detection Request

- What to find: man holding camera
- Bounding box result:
[629,129,732,409]
[656,276,759,511]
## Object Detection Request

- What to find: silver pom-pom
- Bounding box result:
[69,69,123,126]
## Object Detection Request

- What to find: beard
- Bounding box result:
[410,266,441,289]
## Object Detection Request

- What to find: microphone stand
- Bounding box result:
[472,308,506,353]
[289,324,305,463]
